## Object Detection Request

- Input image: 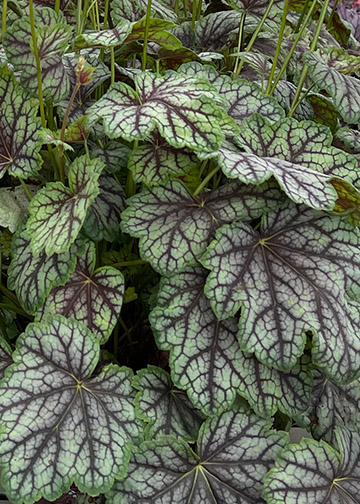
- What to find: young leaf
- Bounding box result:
[208,114,359,211]
[133,366,204,442]
[150,266,312,417]
[304,49,360,124]
[86,72,233,153]
[121,179,282,275]
[3,7,72,102]
[7,220,80,315]
[128,133,199,186]
[201,200,360,382]
[107,409,287,504]
[0,338,12,378]
[24,156,103,256]
[83,174,125,242]
[263,427,360,504]
[178,62,284,123]
[37,242,124,343]
[0,66,42,180]
[0,316,140,504]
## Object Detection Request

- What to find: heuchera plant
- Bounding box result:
[1,0,360,502]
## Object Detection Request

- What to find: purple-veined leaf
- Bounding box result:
[3,7,72,102]
[225,0,284,17]
[0,185,37,233]
[337,1,360,41]
[111,0,177,23]
[201,200,360,382]
[128,133,199,186]
[335,126,360,155]
[150,266,313,417]
[37,242,124,343]
[0,316,140,504]
[7,220,80,315]
[107,409,287,504]
[263,427,360,504]
[89,141,131,174]
[307,94,340,132]
[77,21,133,48]
[236,51,273,82]
[83,174,125,242]
[296,368,360,445]
[0,338,12,378]
[304,49,360,124]
[86,72,234,153]
[272,81,313,121]
[0,66,42,180]
[178,62,284,124]
[61,53,110,122]
[124,18,182,50]
[207,113,359,211]
[121,179,283,275]
[133,366,204,442]
[24,156,103,257]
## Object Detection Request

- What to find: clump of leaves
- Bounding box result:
[1,0,360,503]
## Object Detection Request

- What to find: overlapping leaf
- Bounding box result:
[24,156,103,256]
[0,67,42,180]
[0,338,12,378]
[121,179,283,275]
[86,72,234,152]
[37,242,124,343]
[3,7,72,102]
[7,220,80,315]
[150,266,312,417]
[263,427,360,503]
[107,409,287,504]
[83,174,125,242]
[304,49,360,124]
[90,141,130,174]
[133,366,204,442]
[208,114,359,210]
[201,200,360,382]
[272,81,313,121]
[78,21,132,48]
[0,316,140,504]
[128,133,199,185]
[178,62,284,123]
[0,185,37,232]
[111,0,177,23]
[296,369,360,444]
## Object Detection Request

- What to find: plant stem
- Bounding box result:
[232,12,246,78]
[142,0,152,71]
[295,0,311,32]
[54,0,60,13]
[0,283,21,306]
[111,259,148,268]
[118,316,132,343]
[193,165,220,197]
[18,178,33,200]
[29,0,46,128]
[58,81,80,183]
[1,0,7,39]
[288,0,331,118]
[110,47,115,83]
[103,0,110,28]
[236,0,276,75]
[0,302,31,318]
[265,0,289,94]
[269,0,318,96]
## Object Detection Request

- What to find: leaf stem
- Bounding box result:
[111,259,148,268]
[59,80,81,182]
[0,283,21,306]
[29,0,46,128]
[54,0,60,13]
[18,178,33,200]
[265,0,289,94]
[295,0,311,32]
[1,0,7,39]
[0,302,31,318]
[269,0,318,96]
[288,0,331,118]
[232,12,246,78]
[142,0,152,71]
[110,47,115,83]
[193,165,220,197]
[236,0,276,75]
[103,0,110,28]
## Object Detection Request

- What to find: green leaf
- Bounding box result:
[107,409,287,504]
[3,7,72,102]
[128,133,199,186]
[37,242,124,343]
[77,21,133,48]
[111,0,177,23]
[24,156,103,256]
[263,427,360,504]
[209,114,359,211]
[0,316,140,504]
[272,81,313,121]
[296,368,360,444]
[307,94,340,133]
[178,62,284,123]
[124,18,182,50]
[150,266,312,417]
[83,174,125,242]
[133,366,204,442]
[7,220,80,315]
[201,200,360,382]
[86,72,233,153]
[0,66,42,180]
[304,49,360,124]
[121,179,282,275]
[0,185,37,233]
[89,141,131,174]
[0,338,12,378]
